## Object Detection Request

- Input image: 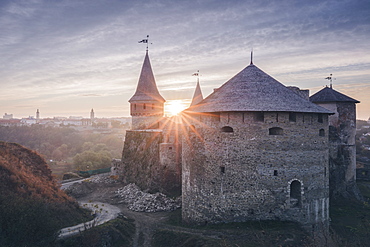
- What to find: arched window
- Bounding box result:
[269,127,283,135]
[319,129,325,137]
[221,126,234,133]
[290,180,301,207]
[134,104,136,110]
[143,103,146,110]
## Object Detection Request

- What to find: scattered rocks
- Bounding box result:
[115,184,181,212]
[64,174,117,198]
[87,173,119,184]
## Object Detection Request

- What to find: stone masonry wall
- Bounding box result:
[121,130,162,193]
[131,116,162,130]
[182,111,329,229]
[120,129,181,196]
[317,102,361,199]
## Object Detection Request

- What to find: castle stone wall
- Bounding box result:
[131,116,162,130]
[317,102,360,199]
[120,129,181,196]
[182,111,329,228]
[120,130,162,193]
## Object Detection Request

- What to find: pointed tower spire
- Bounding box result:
[250,50,253,65]
[129,51,165,103]
[129,51,165,130]
[190,70,204,106]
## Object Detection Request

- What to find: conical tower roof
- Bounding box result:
[129,51,165,103]
[310,86,360,103]
[186,64,332,114]
[190,81,204,106]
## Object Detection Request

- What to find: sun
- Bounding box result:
[165,100,189,116]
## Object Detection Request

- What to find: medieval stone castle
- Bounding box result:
[118,50,360,233]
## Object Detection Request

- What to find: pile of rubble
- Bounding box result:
[87,173,119,184]
[115,183,181,212]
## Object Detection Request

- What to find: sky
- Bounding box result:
[1,0,369,119]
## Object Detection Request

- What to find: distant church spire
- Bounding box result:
[90,108,94,120]
[250,50,253,65]
[190,70,204,106]
[36,109,40,120]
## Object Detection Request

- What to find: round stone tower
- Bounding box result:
[310,86,361,200]
[129,51,165,130]
[181,62,332,232]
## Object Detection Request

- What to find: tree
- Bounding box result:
[72,150,112,171]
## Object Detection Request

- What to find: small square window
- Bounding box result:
[318,114,323,123]
[289,113,296,122]
[254,112,264,122]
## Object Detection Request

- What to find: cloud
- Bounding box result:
[0,0,369,118]
[80,94,102,97]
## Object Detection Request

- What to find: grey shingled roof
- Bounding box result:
[310,86,360,103]
[186,64,332,114]
[129,51,165,103]
[190,81,204,106]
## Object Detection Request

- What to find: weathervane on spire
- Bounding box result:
[138,35,152,51]
[325,73,336,88]
[192,70,200,83]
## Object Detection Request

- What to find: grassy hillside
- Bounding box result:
[0,142,92,247]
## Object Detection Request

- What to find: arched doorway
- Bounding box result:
[290,180,301,207]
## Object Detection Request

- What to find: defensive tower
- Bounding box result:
[129,51,165,130]
[181,62,332,232]
[310,85,361,199]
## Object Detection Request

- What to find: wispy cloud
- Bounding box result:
[0,0,369,118]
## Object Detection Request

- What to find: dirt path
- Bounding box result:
[66,178,251,247]
[74,182,170,247]
[58,202,121,239]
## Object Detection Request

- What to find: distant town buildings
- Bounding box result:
[0,110,131,129]
[3,113,13,119]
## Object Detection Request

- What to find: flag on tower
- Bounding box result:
[139,35,149,44]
